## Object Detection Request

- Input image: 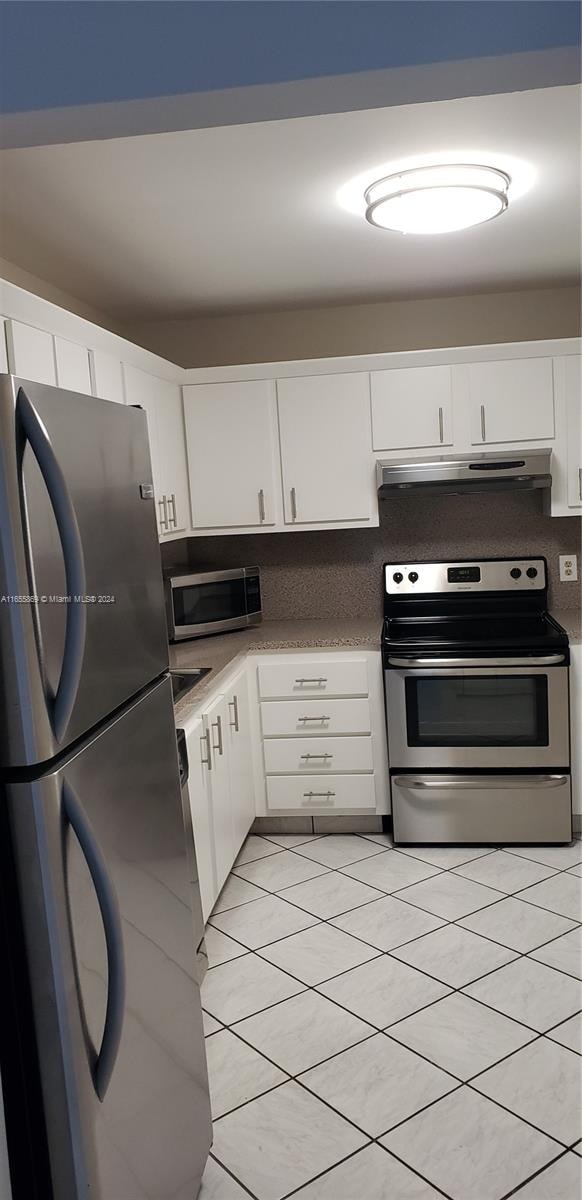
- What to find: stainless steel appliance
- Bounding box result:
[383,557,571,844]
[165,566,262,641]
[0,376,212,1200]
[377,448,552,498]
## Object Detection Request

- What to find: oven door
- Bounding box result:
[386,656,569,769]
[391,773,572,844]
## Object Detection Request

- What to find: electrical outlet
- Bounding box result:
[559,554,578,582]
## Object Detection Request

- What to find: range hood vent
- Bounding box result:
[377,449,552,499]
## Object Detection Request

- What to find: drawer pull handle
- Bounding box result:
[302,790,335,802]
[300,753,332,760]
[295,677,327,684]
[200,730,212,770]
[229,694,239,732]
[298,715,331,722]
[211,715,223,755]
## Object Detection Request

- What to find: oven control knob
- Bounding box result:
[510,568,522,579]
[392,572,403,583]
[408,571,419,583]
[526,567,538,579]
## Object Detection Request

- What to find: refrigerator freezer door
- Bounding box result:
[4,676,211,1199]
[0,375,168,767]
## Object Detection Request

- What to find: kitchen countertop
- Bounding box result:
[553,609,582,645]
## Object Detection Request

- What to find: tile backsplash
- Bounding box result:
[162,492,582,619]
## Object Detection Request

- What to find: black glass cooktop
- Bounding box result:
[383,612,568,655]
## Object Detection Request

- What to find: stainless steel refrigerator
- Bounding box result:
[0,375,212,1199]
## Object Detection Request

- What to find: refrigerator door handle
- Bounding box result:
[63,780,125,1101]
[17,387,87,742]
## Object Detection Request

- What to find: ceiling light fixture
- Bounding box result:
[364,164,511,235]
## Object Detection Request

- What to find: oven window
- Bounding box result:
[173,578,246,627]
[405,675,549,747]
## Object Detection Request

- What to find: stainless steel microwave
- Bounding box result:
[164,567,262,641]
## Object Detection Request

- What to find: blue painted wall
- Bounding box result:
[0,1,579,114]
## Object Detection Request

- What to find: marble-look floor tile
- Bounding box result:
[199,1155,251,1200]
[292,1143,443,1200]
[360,832,394,847]
[464,957,582,1033]
[205,1029,287,1118]
[318,953,450,1029]
[209,893,319,949]
[458,896,577,953]
[233,850,330,892]
[234,835,284,866]
[212,874,267,914]
[381,1087,560,1200]
[530,928,582,980]
[202,1010,222,1037]
[519,873,582,922]
[260,833,322,848]
[201,953,305,1025]
[390,923,517,988]
[292,834,388,869]
[279,869,384,919]
[258,923,379,985]
[300,1032,457,1138]
[573,1141,582,1156]
[394,871,503,921]
[340,850,441,892]
[507,842,582,870]
[331,893,446,951]
[547,1013,582,1055]
[568,863,582,878]
[474,1037,582,1145]
[204,925,248,968]
[453,849,558,894]
[233,989,374,1075]
[212,1080,367,1200]
[388,992,534,1080]
[397,845,496,869]
[510,1153,582,1200]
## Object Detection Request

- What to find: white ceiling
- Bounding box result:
[0,84,579,319]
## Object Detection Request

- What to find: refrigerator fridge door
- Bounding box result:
[2,676,211,1200]
[0,375,168,768]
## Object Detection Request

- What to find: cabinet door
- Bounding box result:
[203,694,235,894]
[466,358,555,444]
[277,372,374,524]
[183,380,278,529]
[5,319,56,386]
[371,365,453,450]
[0,317,8,372]
[54,336,92,394]
[224,671,255,849]
[566,356,582,508]
[155,379,190,534]
[122,364,165,534]
[90,348,125,404]
[185,717,217,923]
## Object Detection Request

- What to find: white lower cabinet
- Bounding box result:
[266,774,376,812]
[203,692,235,895]
[263,735,374,774]
[261,697,372,738]
[184,717,216,924]
[224,670,255,849]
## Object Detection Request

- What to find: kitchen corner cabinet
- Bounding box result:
[123,364,189,538]
[277,372,375,525]
[461,357,555,445]
[183,380,279,529]
[371,365,453,450]
[5,319,56,386]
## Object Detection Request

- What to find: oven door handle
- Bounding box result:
[387,655,566,668]
[392,774,569,790]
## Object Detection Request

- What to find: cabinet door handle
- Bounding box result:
[258,489,266,522]
[480,404,486,441]
[212,715,223,755]
[168,493,177,527]
[158,497,168,531]
[298,715,331,722]
[579,467,582,502]
[200,730,212,770]
[229,694,239,732]
[290,487,297,520]
[300,753,332,760]
[438,406,444,443]
[295,677,327,685]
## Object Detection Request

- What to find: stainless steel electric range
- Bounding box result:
[382,557,572,845]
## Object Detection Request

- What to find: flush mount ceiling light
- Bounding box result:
[364,164,511,235]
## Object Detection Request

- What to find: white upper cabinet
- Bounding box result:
[90,348,125,404]
[54,336,92,394]
[123,364,165,533]
[371,365,453,450]
[183,380,279,529]
[277,372,374,525]
[155,378,190,535]
[0,319,8,373]
[5,319,56,386]
[461,357,555,445]
[565,355,582,508]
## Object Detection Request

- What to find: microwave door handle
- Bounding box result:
[16,388,87,742]
[388,655,566,668]
[392,775,569,790]
[63,780,125,1101]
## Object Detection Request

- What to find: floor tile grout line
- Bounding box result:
[499,1148,574,1200]
[463,1079,575,1151]
[287,842,395,870]
[207,1150,261,1200]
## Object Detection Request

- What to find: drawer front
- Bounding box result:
[257,658,368,699]
[267,773,376,811]
[392,774,572,844]
[264,735,373,775]
[261,698,371,737]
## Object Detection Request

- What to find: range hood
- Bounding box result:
[377,449,552,498]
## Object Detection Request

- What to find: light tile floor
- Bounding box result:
[200,831,582,1200]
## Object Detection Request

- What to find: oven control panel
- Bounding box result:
[385,559,546,595]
